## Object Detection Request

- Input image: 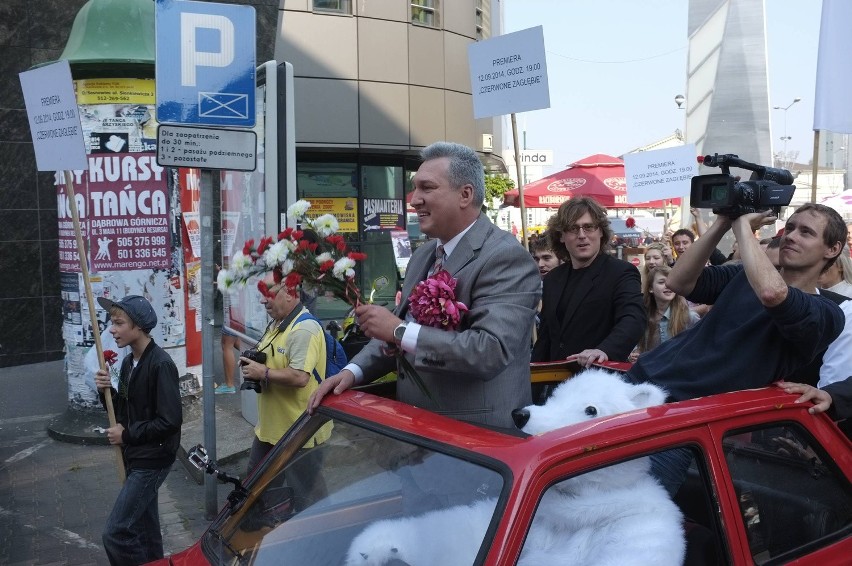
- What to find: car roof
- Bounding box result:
[319,386,814,466]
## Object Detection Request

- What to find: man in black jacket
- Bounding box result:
[532,197,646,368]
[94,295,182,566]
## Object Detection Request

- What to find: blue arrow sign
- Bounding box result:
[156,0,256,127]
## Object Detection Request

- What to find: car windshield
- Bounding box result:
[202,412,505,565]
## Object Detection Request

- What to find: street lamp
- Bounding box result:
[674,94,685,109]
[773,97,801,165]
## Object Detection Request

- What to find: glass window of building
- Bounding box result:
[412,0,440,27]
[296,161,359,320]
[312,0,352,14]
[361,165,406,305]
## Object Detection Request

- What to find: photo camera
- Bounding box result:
[691,153,796,219]
[239,349,267,393]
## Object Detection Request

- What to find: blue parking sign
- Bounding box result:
[156,0,256,127]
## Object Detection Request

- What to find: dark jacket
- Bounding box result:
[532,253,645,362]
[100,340,182,469]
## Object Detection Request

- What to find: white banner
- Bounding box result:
[813,0,852,133]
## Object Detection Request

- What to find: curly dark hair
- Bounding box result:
[545,197,613,262]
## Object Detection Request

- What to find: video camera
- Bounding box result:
[690,153,796,219]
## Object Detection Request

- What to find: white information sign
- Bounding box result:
[19,60,87,171]
[468,26,550,119]
[624,144,699,202]
[519,149,554,166]
[156,124,257,171]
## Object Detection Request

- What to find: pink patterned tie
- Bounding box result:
[428,244,445,277]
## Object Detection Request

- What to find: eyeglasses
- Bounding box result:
[565,223,600,235]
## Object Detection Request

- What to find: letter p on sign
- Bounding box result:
[180,13,234,87]
[156,0,255,127]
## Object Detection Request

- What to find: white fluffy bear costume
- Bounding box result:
[345,369,685,566]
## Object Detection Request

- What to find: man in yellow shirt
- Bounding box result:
[239,276,332,496]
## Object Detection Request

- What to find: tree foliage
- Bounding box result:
[484,174,515,204]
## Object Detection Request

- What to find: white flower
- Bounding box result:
[263,240,291,266]
[230,251,253,273]
[308,214,339,238]
[216,269,236,294]
[279,258,295,276]
[332,257,356,280]
[287,199,311,221]
[315,252,333,265]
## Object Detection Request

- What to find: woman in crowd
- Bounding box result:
[643,242,672,281]
[635,265,699,356]
[818,245,852,298]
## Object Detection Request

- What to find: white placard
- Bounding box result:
[468,26,550,119]
[156,124,257,171]
[19,60,87,171]
[624,144,699,202]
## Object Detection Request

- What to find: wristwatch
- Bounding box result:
[393,321,408,347]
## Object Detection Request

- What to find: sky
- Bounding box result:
[502,0,822,175]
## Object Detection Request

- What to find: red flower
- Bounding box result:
[348,252,368,261]
[284,272,302,289]
[298,240,312,251]
[278,227,293,241]
[257,280,275,300]
[103,350,118,367]
[319,260,335,272]
[292,230,304,241]
[257,236,274,255]
[242,239,255,256]
[626,216,636,228]
[408,270,468,331]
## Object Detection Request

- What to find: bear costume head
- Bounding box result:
[515,369,668,435]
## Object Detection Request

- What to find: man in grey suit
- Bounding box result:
[309,142,540,428]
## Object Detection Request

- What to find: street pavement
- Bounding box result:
[0,338,254,565]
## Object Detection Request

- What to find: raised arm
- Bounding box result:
[731,211,786,307]
[667,216,732,296]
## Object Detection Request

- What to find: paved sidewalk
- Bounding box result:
[0,353,254,565]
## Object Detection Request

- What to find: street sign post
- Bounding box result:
[157,124,257,171]
[155,0,256,127]
[156,0,258,517]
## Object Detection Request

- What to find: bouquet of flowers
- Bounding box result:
[394,268,468,404]
[217,200,367,303]
[103,349,124,394]
[408,270,468,330]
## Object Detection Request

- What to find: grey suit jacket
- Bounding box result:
[352,213,541,428]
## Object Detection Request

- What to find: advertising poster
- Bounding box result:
[363,198,404,231]
[390,230,412,279]
[58,77,194,410]
[56,153,171,271]
[304,197,357,233]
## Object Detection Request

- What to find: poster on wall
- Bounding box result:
[58,77,194,409]
[390,230,412,278]
[363,198,404,231]
[56,153,170,271]
[304,197,357,233]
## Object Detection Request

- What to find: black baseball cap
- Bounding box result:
[97,295,157,333]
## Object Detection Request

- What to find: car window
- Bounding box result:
[205,415,504,565]
[722,422,852,564]
[519,447,728,565]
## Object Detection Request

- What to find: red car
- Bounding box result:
[153,382,852,565]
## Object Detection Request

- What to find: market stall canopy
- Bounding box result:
[820,189,852,214]
[503,153,682,209]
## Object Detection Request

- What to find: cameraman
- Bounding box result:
[627,204,846,492]
[239,276,332,482]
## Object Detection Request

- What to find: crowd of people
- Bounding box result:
[89,140,852,563]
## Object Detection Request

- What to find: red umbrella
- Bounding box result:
[504,153,680,209]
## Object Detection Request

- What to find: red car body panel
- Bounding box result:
[149,386,852,565]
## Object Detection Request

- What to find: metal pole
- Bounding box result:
[811,131,821,204]
[512,113,529,250]
[200,169,218,518]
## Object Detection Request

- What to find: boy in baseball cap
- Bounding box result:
[93,295,182,565]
